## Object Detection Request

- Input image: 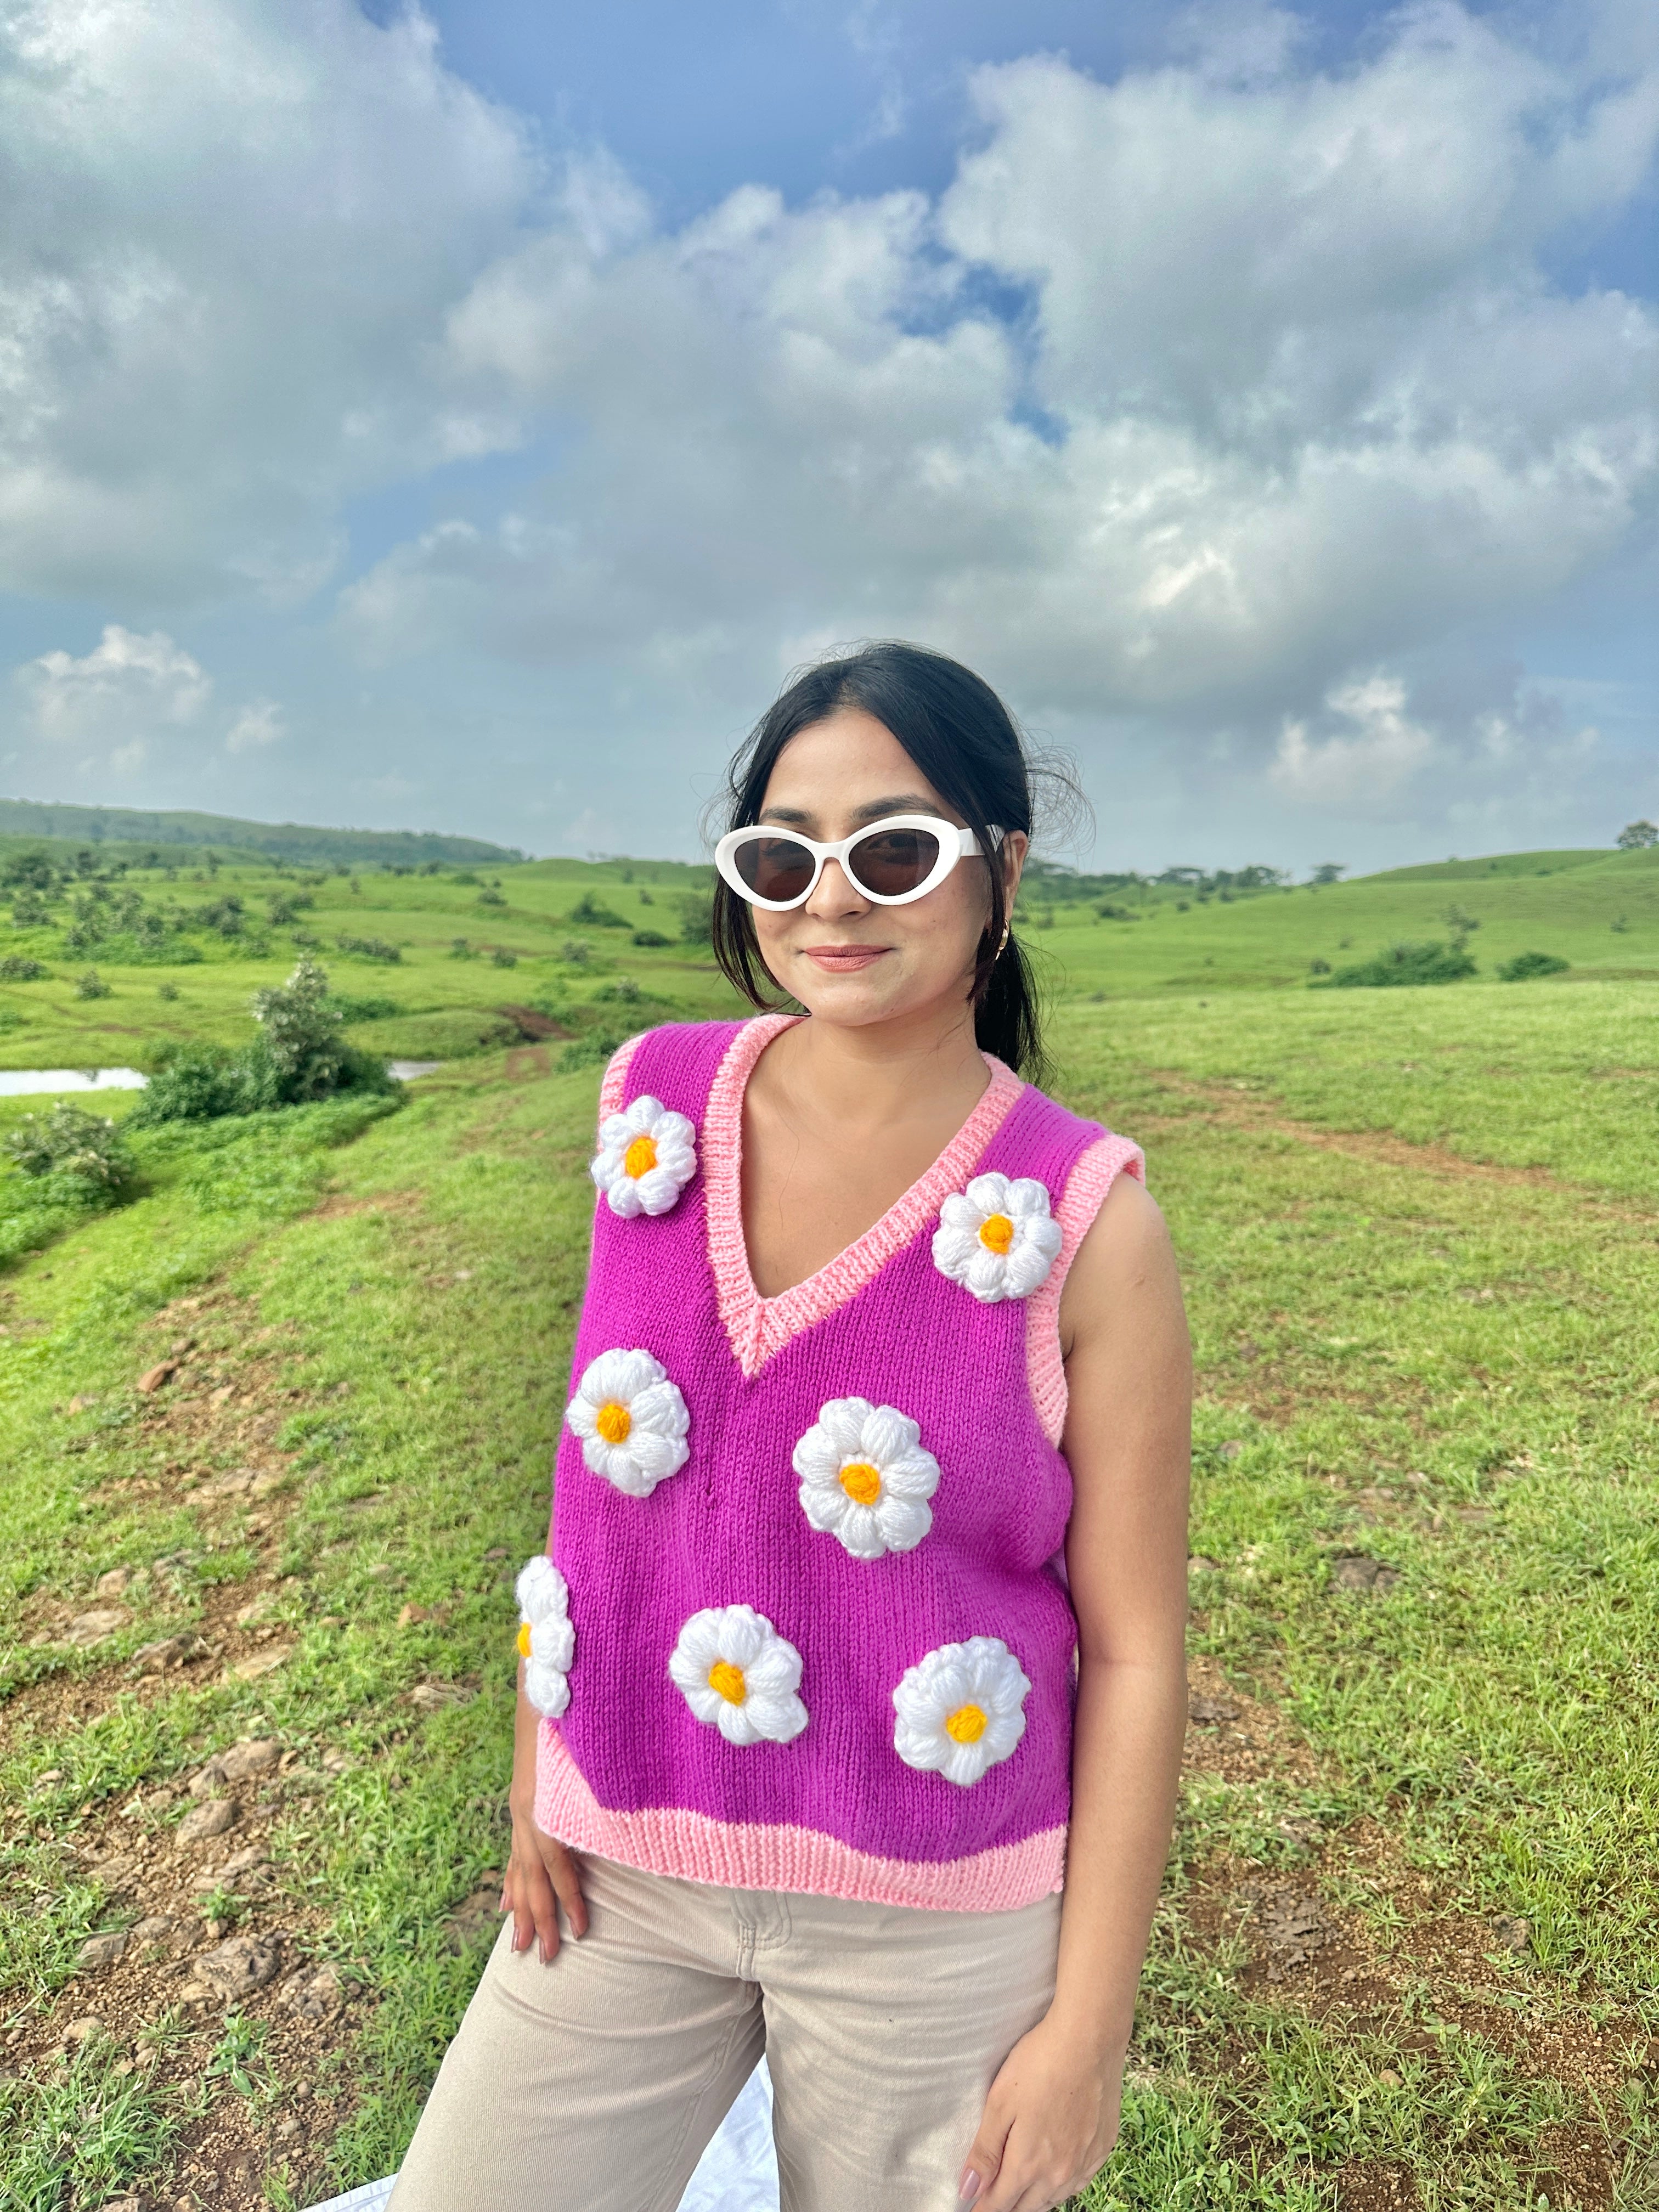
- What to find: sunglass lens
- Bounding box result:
[736,835,816,904]
[848,827,941,899]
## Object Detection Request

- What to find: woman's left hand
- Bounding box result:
[956,2014,1124,2211]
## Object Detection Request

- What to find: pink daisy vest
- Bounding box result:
[533,1015,1144,1911]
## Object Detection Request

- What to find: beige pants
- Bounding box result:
[388,1849,1061,2212]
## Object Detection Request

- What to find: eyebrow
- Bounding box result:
[757,794,941,828]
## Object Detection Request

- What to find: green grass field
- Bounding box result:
[2,836,1655,2211]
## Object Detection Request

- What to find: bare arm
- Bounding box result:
[961,1174,1191,2210]
[503,1666,590,1959]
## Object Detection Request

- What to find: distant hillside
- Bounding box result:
[0,797,524,869]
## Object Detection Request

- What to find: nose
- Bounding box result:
[802,857,867,922]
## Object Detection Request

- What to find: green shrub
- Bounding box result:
[1316,941,1477,989]
[329,993,404,1023]
[132,1041,253,1124]
[631,929,671,948]
[133,960,394,1125]
[558,1029,623,1071]
[4,1103,133,1190]
[567,893,630,929]
[677,895,713,946]
[476,887,506,908]
[0,955,48,981]
[1497,950,1569,982]
[335,934,403,963]
[491,947,518,968]
[74,967,112,999]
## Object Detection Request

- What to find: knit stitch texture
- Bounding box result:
[534,1017,1144,1909]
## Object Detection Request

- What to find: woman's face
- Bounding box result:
[748,708,1026,1035]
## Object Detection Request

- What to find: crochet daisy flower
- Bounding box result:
[515,1555,575,1719]
[792,1397,941,1561]
[590,1094,698,1218]
[891,1636,1031,1786]
[668,1605,809,1746]
[565,1348,690,1497]
[932,1173,1062,1302]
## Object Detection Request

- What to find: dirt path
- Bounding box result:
[1143,1071,1656,1219]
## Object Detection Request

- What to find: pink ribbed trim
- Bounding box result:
[703,1017,1026,1379]
[537,1726,1065,1911]
[597,1033,647,1122]
[1026,1135,1148,1446]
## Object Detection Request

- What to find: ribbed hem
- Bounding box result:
[536,1726,1065,1913]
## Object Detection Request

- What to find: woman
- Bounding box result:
[390,642,1190,2212]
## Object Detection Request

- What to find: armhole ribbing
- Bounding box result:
[597,1031,648,1125]
[1026,1135,1147,1447]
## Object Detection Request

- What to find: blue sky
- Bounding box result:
[1,0,1655,871]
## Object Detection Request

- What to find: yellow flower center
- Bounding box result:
[595,1400,633,1445]
[978,1212,1015,1254]
[708,1659,747,1705]
[839,1460,882,1506]
[945,1702,988,1744]
[623,1133,658,1180]
[516,1622,533,1658]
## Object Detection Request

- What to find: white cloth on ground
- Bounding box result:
[301,2059,780,2212]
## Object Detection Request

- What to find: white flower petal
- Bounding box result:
[628,1381,691,1437]
[799,1487,845,1534]
[746,1689,809,1742]
[515,1555,563,1622]
[712,1700,752,1745]
[874,1497,932,1551]
[860,1404,918,1463]
[605,1178,646,1218]
[963,1172,1011,1214]
[524,1659,569,1718]
[879,1448,940,1500]
[792,1428,844,1481]
[819,1397,872,1454]
[963,1244,1009,1301]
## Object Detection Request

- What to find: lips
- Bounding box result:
[801,944,888,972]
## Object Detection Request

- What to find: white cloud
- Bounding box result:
[338,3,1657,802]
[225,697,283,753]
[1271,675,1436,807]
[20,624,211,742]
[0,0,533,602]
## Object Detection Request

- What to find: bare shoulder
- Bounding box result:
[1059,1170,1184,1351]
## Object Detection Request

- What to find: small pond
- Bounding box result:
[0,1062,442,1097]
[0,1068,148,1096]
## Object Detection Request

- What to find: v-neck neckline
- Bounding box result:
[702,1014,1024,1379]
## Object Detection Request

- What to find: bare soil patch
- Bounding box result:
[1143,1074,1657,1221]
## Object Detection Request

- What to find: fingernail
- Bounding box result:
[958,2172,982,2203]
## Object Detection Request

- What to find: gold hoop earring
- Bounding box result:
[997,924,1011,957]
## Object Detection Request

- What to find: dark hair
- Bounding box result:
[709,641,1066,1080]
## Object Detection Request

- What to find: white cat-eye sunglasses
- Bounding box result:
[715,815,1000,911]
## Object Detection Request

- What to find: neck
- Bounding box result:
[771,997,990,1132]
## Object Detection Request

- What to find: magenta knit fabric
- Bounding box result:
[534,1018,1144,1909]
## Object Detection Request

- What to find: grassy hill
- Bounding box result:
[2,834,1657,2211]
[0,798,524,871]
[1,834,1654,1074]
